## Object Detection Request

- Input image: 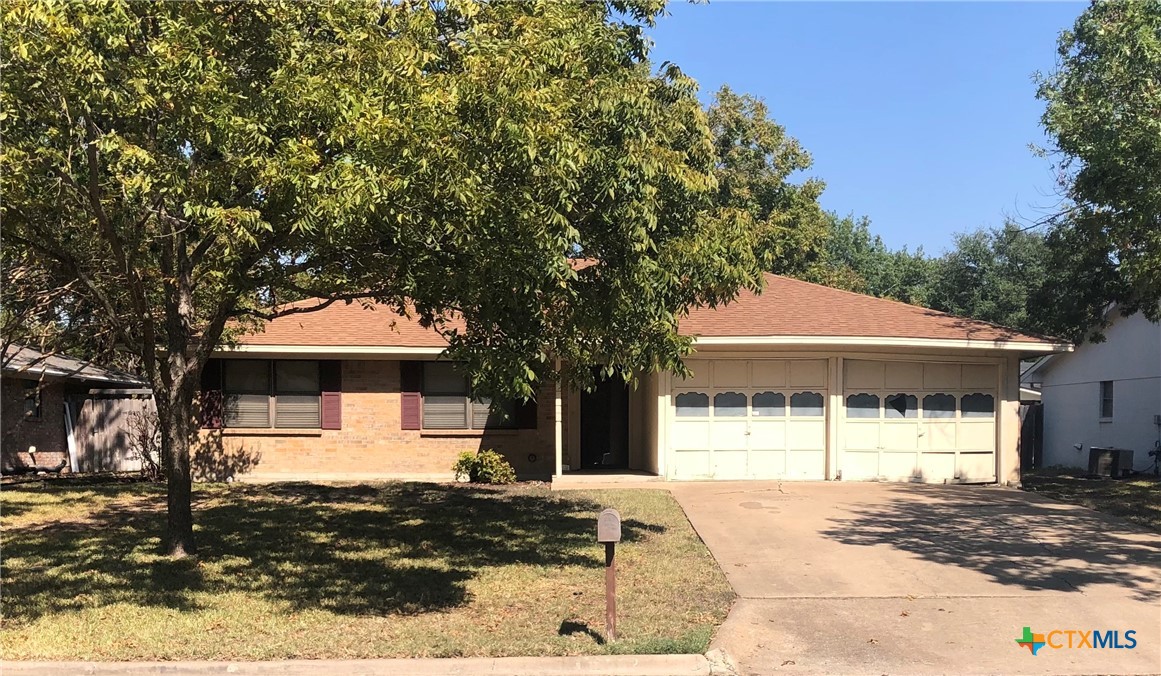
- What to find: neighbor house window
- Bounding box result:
[1100,381,1114,420]
[22,381,41,420]
[223,360,320,428]
[421,362,515,430]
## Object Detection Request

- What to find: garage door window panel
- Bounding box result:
[675,392,709,417]
[884,393,917,419]
[752,392,786,417]
[714,392,747,417]
[846,393,880,418]
[960,393,995,418]
[790,392,824,417]
[922,394,956,418]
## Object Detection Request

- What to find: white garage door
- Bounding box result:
[669,359,827,480]
[841,360,997,483]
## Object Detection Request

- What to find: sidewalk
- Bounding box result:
[2,654,717,676]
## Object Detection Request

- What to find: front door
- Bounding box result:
[580,374,629,469]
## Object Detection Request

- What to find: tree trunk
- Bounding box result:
[159,366,198,558]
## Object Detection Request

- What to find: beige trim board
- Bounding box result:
[216,345,446,357]
[692,335,1069,353]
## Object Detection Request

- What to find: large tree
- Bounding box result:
[809,213,934,306]
[926,222,1050,335]
[706,86,828,278]
[2,0,767,556]
[701,87,831,278]
[1035,0,1161,337]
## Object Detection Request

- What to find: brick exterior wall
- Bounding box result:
[1,376,70,472]
[196,359,557,481]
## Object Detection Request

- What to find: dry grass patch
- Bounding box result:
[0,481,732,660]
[1021,468,1161,532]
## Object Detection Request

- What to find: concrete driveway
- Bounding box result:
[670,482,1161,676]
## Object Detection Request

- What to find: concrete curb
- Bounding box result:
[1,655,711,676]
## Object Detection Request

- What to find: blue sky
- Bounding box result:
[647,1,1086,254]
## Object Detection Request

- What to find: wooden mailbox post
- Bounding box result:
[597,508,622,642]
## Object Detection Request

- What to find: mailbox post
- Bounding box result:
[597,508,622,642]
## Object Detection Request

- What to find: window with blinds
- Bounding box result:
[222,360,321,429]
[421,362,516,430]
[275,361,320,428]
[224,360,271,428]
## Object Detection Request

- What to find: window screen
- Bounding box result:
[22,381,41,420]
[1100,381,1114,419]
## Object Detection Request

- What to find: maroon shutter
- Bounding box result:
[400,361,423,430]
[199,359,223,429]
[320,360,342,430]
[516,397,538,429]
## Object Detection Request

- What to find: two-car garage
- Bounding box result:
[667,357,1000,483]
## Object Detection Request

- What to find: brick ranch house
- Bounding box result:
[199,273,1069,484]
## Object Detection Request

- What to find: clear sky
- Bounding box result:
[646,1,1086,254]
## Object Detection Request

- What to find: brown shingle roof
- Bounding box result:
[236,300,457,348]
[233,273,1057,348]
[680,273,1053,343]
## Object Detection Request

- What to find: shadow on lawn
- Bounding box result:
[821,484,1161,603]
[2,482,664,624]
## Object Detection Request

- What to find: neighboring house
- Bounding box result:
[2,345,151,474]
[1022,309,1161,472]
[200,272,1067,485]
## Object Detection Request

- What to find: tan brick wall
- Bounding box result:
[196,360,557,481]
[1,376,70,471]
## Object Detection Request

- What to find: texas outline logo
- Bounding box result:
[1016,627,1047,655]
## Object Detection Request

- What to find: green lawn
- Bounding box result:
[0,481,732,661]
[1021,468,1161,532]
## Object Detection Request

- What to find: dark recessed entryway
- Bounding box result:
[579,373,629,469]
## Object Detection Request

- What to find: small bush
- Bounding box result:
[452,449,517,485]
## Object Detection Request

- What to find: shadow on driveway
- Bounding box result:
[820,484,1161,602]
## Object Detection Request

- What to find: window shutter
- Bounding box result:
[199,359,223,429]
[320,360,342,430]
[516,398,538,429]
[400,361,422,430]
